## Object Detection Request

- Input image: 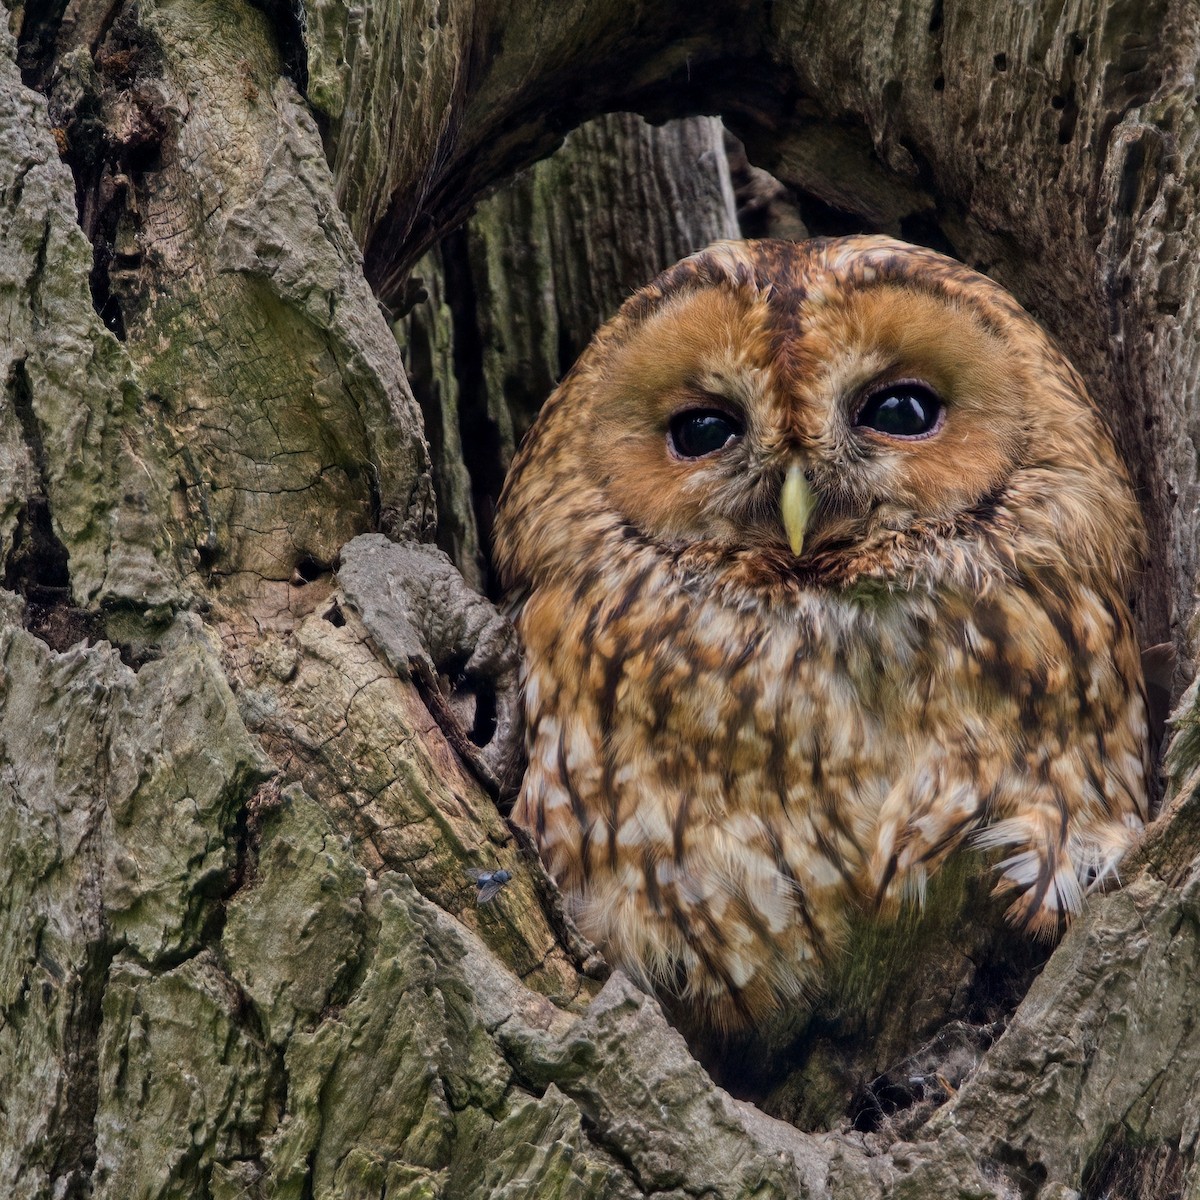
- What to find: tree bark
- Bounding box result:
[2,0,1199,1197]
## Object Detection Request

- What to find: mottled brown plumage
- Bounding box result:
[494,236,1149,1028]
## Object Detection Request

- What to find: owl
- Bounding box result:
[492,236,1150,1029]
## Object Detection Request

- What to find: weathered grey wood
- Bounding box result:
[0,0,1198,1195]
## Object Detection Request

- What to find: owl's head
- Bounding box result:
[496,237,1142,598]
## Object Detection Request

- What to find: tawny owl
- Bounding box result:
[493,236,1150,1028]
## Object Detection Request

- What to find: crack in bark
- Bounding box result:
[48,938,115,1200]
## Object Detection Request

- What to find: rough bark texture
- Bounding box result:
[1,0,1199,1197]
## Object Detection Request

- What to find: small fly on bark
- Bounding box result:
[466,867,513,903]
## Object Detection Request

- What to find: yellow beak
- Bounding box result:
[781,464,814,556]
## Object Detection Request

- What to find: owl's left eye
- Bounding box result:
[668,409,744,458]
[855,383,944,439]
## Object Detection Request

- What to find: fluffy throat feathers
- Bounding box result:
[594,497,1024,606]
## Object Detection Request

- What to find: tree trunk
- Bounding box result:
[2,0,1199,1197]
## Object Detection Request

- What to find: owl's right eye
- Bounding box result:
[668,409,744,459]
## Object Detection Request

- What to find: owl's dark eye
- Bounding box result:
[668,409,744,458]
[855,383,944,439]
